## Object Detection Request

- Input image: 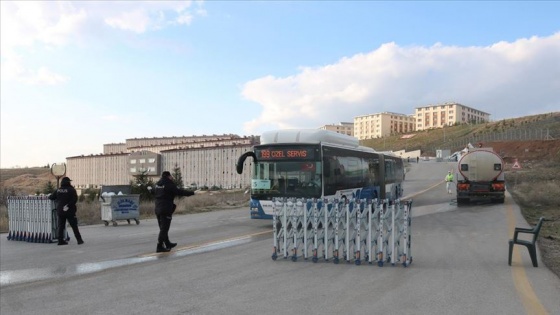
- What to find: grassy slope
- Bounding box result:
[361,112,560,155]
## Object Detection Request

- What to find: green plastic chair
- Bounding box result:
[508,217,545,267]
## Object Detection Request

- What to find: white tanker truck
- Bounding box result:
[455,147,506,205]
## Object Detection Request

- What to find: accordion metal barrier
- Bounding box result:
[6,196,68,243]
[271,198,413,267]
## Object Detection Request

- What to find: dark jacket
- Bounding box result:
[49,179,78,215]
[153,176,194,215]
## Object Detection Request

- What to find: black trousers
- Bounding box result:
[156,213,172,245]
[58,212,82,243]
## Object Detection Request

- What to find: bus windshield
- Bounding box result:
[251,161,322,199]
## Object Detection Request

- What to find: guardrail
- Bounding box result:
[6,196,66,243]
[271,198,412,267]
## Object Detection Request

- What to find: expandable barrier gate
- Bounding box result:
[271,198,413,267]
[6,196,67,243]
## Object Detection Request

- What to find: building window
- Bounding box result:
[130,160,136,164]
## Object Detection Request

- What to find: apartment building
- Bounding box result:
[319,122,354,136]
[162,144,254,190]
[66,152,130,188]
[65,134,258,190]
[354,112,415,140]
[415,102,490,131]
[129,151,161,177]
[103,143,127,154]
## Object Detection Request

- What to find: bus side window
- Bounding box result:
[369,160,380,185]
[324,159,331,177]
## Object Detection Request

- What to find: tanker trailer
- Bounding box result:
[456,148,505,205]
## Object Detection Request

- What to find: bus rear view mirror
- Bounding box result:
[236,151,257,174]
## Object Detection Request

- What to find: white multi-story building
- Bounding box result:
[65,134,258,190]
[319,122,354,136]
[162,145,254,190]
[66,153,130,188]
[354,112,415,140]
[415,102,490,131]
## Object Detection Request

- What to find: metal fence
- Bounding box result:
[6,196,66,243]
[271,197,413,267]
[438,128,557,153]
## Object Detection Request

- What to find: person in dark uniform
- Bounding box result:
[153,171,195,253]
[49,177,84,245]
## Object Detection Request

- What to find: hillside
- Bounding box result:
[361,112,560,162]
[0,168,54,196]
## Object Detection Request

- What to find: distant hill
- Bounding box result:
[0,167,53,195]
[361,112,560,162]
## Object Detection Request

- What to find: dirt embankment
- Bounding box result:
[486,140,560,165]
[1,168,54,195]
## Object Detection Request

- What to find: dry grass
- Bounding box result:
[505,161,560,278]
[0,190,250,231]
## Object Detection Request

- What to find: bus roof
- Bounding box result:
[260,129,376,152]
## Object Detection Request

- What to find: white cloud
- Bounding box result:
[102,115,120,122]
[0,1,205,84]
[102,1,204,32]
[0,1,87,52]
[24,66,68,85]
[104,8,152,34]
[0,56,67,86]
[242,33,560,133]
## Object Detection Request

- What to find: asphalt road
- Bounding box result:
[1,159,559,315]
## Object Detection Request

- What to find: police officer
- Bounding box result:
[153,171,195,253]
[49,177,84,245]
[445,171,455,194]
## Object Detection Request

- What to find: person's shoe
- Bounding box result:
[58,241,68,246]
[77,239,84,245]
[165,242,177,249]
[156,243,170,253]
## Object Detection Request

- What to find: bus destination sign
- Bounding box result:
[257,147,315,160]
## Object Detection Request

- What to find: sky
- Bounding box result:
[1,1,559,168]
